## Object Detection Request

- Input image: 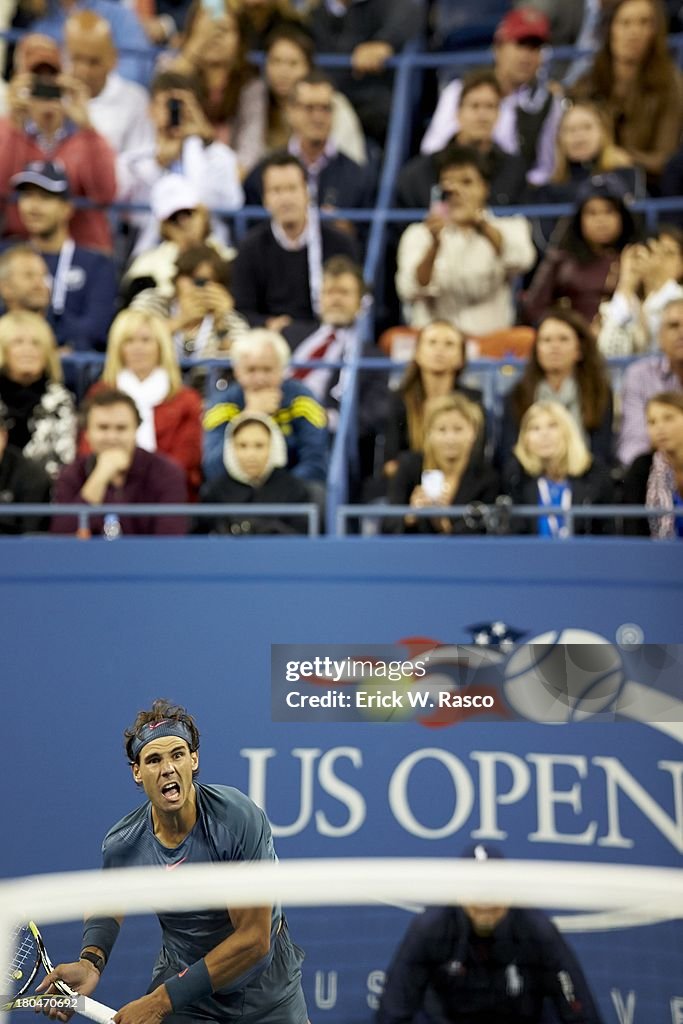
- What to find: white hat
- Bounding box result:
[151,174,201,223]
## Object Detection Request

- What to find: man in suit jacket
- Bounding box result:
[244,72,376,210]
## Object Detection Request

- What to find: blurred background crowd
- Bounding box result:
[0,0,682,537]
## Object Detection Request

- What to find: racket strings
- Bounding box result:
[7,925,36,989]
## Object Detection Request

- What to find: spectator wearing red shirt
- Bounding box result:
[0,34,116,252]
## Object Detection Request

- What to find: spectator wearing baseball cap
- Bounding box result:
[8,160,118,352]
[0,34,117,252]
[420,6,562,186]
[122,174,235,302]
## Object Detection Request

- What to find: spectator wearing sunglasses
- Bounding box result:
[131,244,248,359]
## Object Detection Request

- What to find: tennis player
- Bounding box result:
[377,845,604,1024]
[38,699,308,1024]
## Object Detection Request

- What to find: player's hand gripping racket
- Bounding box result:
[4,921,116,1023]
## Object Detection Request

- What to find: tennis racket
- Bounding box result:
[4,921,117,1023]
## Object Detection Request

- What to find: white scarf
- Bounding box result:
[117,367,170,452]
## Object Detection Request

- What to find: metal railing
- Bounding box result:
[0,502,671,541]
[335,503,675,537]
[2,503,321,536]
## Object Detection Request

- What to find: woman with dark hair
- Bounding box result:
[263,23,367,164]
[385,393,499,536]
[229,0,302,49]
[172,0,266,174]
[570,0,683,180]
[498,307,614,470]
[598,224,683,355]
[623,391,683,538]
[383,319,484,477]
[523,175,640,325]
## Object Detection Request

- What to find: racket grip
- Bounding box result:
[80,996,117,1024]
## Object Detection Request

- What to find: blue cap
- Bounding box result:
[11,160,71,198]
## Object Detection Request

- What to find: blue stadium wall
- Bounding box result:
[1,538,682,1024]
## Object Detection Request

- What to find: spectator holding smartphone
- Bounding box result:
[0,34,117,252]
[384,393,499,535]
[395,145,535,334]
[116,70,244,256]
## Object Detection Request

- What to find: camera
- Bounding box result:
[31,77,62,100]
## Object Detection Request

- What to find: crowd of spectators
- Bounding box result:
[0,0,682,539]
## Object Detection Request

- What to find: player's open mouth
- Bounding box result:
[161,783,181,801]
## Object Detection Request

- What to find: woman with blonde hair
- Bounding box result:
[504,400,614,536]
[386,392,499,535]
[82,309,203,498]
[623,391,683,538]
[0,310,75,478]
[551,101,633,189]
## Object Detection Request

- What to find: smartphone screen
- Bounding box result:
[429,184,449,219]
[168,97,182,128]
[421,469,445,500]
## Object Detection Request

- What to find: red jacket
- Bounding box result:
[81,381,203,499]
[0,119,117,252]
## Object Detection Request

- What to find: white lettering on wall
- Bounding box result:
[611,989,636,1024]
[594,758,683,852]
[316,747,367,837]
[470,751,531,840]
[366,971,386,1011]
[527,755,598,845]
[240,746,683,851]
[314,971,338,1009]
[388,749,474,838]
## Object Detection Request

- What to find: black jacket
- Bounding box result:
[384,450,499,534]
[377,905,604,1024]
[244,150,376,210]
[497,388,615,472]
[397,143,528,209]
[384,386,485,466]
[621,451,654,536]
[0,444,51,534]
[199,467,313,535]
[502,456,615,535]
